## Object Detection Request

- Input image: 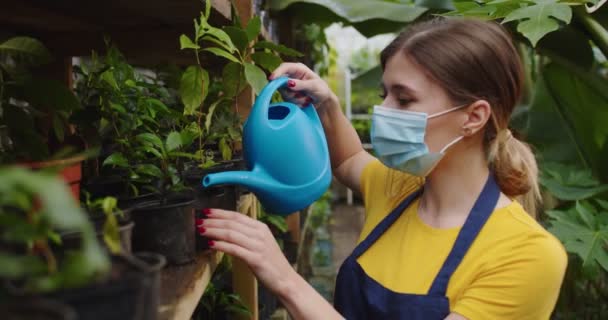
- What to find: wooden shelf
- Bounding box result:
[159,251,224,320]
[0,0,233,65]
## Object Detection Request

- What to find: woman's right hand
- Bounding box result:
[270,63,338,110]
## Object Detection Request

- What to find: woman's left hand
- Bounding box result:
[196,209,295,296]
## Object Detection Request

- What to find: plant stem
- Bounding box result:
[575,6,608,59]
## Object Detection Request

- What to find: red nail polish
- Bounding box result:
[208,240,215,247]
[287,80,296,88]
[198,226,206,233]
[268,74,274,80]
[202,208,211,215]
[195,218,203,225]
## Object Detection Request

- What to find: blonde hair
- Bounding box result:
[381,18,541,216]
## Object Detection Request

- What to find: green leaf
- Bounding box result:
[205,100,220,132]
[22,78,81,112]
[502,0,572,46]
[136,164,163,178]
[100,70,119,89]
[205,0,211,18]
[262,214,288,233]
[179,34,200,50]
[219,137,232,161]
[244,62,268,95]
[204,27,237,53]
[222,62,247,97]
[102,152,129,168]
[166,131,183,152]
[539,63,608,177]
[0,37,52,66]
[254,41,303,57]
[224,26,249,53]
[251,52,282,73]
[180,66,209,115]
[102,205,121,254]
[540,164,608,201]
[547,204,608,271]
[0,253,47,279]
[246,16,262,42]
[146,98,170,114]
[269,0,427,24]
[136,133,164,150]
[203,47,240,63]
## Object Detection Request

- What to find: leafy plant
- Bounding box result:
[0,167,109,293]
[195,256,251,320]
[179,1,302,167]
[81,193,123,254]
[73,44,174,196]
[0,36,82,163]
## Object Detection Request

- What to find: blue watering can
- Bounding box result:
[202,77,332,215]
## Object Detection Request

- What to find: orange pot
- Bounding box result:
[21,155,85,202]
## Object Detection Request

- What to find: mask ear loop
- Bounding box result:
[439,136,464,154]
[428,104,468,119]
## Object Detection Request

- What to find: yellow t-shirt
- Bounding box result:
[357,159,567,320]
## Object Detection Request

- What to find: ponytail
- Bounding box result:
[488,129,541,217]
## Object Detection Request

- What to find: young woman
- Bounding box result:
[196,18,567,319]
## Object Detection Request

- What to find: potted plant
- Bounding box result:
[72,43,172,203]
[177,3,302,231]
[0,36,87,201]
[127,125,199,264]
[59,194,134,255]
[0,166,165,320]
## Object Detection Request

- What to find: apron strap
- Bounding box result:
[352,188,423,258]
[427,173,500,296]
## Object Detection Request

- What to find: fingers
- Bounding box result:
[210,240,259,265]
[278,87,314,106]
[201,208,259,229]
[197,217,260,244]
[270,62,317,81]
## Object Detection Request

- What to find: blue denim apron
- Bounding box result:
[334,174,500,319]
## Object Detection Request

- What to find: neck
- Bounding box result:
[419,142,489,228]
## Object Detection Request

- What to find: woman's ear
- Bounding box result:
[461,100,491,136]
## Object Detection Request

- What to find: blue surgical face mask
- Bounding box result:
[371,104,467,176]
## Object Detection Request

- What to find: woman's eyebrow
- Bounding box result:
[380,81,417,96]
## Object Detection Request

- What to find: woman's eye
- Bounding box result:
[398,98,412,106]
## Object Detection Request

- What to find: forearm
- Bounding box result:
[317,94,364,169]
[278,270,344,320]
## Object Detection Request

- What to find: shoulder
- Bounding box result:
[483,201,567,267]
[453,203,568,319]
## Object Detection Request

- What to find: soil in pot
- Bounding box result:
[130,196,196,265]
[133,252,166,320]
[0,299,77,320]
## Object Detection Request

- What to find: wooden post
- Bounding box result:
[233,2,259,320]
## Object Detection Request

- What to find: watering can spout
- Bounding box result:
[203,169,281,194]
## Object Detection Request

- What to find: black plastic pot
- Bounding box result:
[81,175,128,199]
[44,254,149,320]
[131,196,196,265]
[133,252,166,320]
[183,160,243,252]
[118,192,158,211]
[0,299,77,320]
[59,208,134,254]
